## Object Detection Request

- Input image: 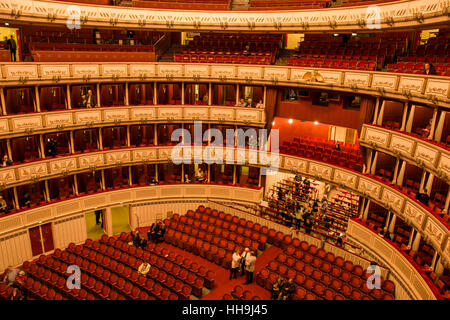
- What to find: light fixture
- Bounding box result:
[272,121,275,126]
[314,121,319,125]
[352,33,357,36]
[333,34,339,37]
[5,23,9,26]
[288,119,293,124]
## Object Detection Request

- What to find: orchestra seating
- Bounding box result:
[14,233,215,300]
[280,136,364,172]
[256,244,395,300]
[288,33,408,71]
[174,33,281,65]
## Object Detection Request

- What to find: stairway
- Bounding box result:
[230,0,250,10]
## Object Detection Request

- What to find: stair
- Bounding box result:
[230,0,250,10]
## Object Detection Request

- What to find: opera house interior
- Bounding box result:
[0,0,448,302]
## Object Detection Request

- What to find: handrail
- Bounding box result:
[348,218,443,300]
[0,62,448,109]
[0,145,448,267]
[0,104,266,139]
[360,124,450,185]
[0,0,447,33]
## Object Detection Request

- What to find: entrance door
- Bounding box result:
[41,223,54,252]
[29,226,43,257]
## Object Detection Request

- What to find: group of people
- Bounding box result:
[236,98,264,108]
[267,176,346,246]
[1,266,27,300]
[148,221,166,243]
[230,248,257,285]
[78,90,96,108]
[271,276,296,300]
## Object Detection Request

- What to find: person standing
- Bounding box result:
[271,276,284,300]
[229,249,241,280]
[244,251,257,285]
[94,209,103,227]
[85,89,96,108]
[6,35,16,62]
[240,248,250,276]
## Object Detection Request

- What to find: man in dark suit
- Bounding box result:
[148,222,159,242]
[85,89,96,108]
[6,35,16,62]
[94,209,103,227]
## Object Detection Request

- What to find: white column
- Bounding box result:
[101,170,106,190]
[13,187,19,210]
[104,207,113,236]
[396,160,406,186]
[0,87,7,115]
[98,128,103,150]
[392,158,400,184]
[153,82,157,105]
[126,126,131,147]
[411,232,421,252]
[34,86,41,112]
[44,180,50,202]
[433,110,446,143]
[39,135,46,159]
[96,83,101,107]
[419,171,427,192]
[181,82,185,105]
[388,214,397,233]
[407,229,415,248]
[263,86,267,106]
[124,82,129,106]
[443,189,450,214]
[66,84,72,109]
[69,131,75,154]
[424,174,434,194]
[427,107,438,140]
[405,104,415,133]
[236,84,239,105]
[430,251,438,270]
[400,102,408,131]
[376,99,385,126]
[370,151,378,175]
[372,98,380,124]
[73,174,79,196]
[208,82,212,106]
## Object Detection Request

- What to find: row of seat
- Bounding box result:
[288,57,377,71]
[223,286,262,300]
[256,244,395,300]
[174,54,271,65]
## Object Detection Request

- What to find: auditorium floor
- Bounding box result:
[85,211,105,241]
[158,241,279,300]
